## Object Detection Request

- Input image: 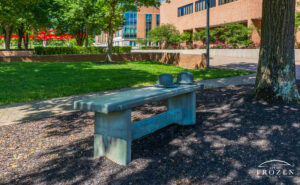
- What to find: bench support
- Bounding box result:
[93,92,196,165]
[131,108,182,140]
[168,92,196,125]
[94,110,132,165]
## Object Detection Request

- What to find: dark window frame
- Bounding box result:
[218,0,238,6]
[178,3,194,17]
[195,0,216,12]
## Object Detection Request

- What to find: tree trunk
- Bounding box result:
[105,31,114,63]
[23,34,29,50]
[85,25,89,47]
[3,25,13,51]
[105,1,116,63]
[255,0,300,102]
[75,36,84,46]
[17,24,24,50]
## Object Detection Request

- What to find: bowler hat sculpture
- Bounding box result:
[155,73,179,88]
[177,72,195,85]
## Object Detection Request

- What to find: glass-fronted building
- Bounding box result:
[95,7,160,48]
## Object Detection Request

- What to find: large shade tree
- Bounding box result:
[97,0,161,63]
[16,0,50,50]
[255,0,300,102]
[51,0,102,47]
[0,0,25,50]
[0,0,47,50]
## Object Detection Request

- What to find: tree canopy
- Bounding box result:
[0,0,50,50]
[50,0,102,47]
[147,24,181,48]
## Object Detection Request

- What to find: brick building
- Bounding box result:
[96,0,300,47]
[160,0,300,44]
[95,7,160,47]
[160,0,262,44]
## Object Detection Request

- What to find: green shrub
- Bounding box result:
[112,46,132,53]
[141,46,160,50]
[34,46,132,55]
[193,23,252,45]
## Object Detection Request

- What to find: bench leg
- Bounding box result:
[94,110,132,165]
[168,92,196,125]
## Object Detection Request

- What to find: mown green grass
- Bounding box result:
[0,61,254,105]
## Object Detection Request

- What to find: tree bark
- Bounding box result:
[105,31,114,63]
[85,25,89,47]
[75,36,84,46]
[17,24,24,50]
[105,0,116,63]
[255,0,300,102]
[23,34,29,50]
[3,25,13,51]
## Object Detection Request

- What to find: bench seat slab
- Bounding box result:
[74,85,201,114]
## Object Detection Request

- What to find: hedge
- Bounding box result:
[34,46,132,55]
[141,46,160,50]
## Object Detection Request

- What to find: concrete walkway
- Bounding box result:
[210,56,300,79]
[0,56,299,127]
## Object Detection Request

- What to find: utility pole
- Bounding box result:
[206,0,210,68]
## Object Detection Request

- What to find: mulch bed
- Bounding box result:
[1,81,300,185]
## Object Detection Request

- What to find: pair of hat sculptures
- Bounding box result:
[155,72,195,88]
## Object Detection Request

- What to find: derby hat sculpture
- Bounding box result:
[155,73,179,88]
[177,72,195,85]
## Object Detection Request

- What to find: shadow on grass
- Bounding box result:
[0,62,160,124]
[0,61,253,126]
[3,82,300,184]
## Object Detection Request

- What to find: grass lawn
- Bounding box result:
[0,61,254,106]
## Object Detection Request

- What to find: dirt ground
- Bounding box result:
[1,82,300,185]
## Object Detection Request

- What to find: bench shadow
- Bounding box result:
[3,82,300,184]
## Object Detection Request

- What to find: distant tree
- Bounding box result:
[135,38,149,47]
[147,24,181,49]
[255,0,300,102]
[51,0,102,47]
[180,32,192,44]
[97,0,160,63]
[15,0,50,49]
[295,12,300,34]
[0,0,49,50]
[0,0,26,50]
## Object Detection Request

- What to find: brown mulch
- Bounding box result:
[0,81,300,185]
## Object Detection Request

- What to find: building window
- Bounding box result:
[195,0,216,12]
[130,41,136,46]
[218,0,238,6]
[122,11,137,38]
[156,14,160,27]
[146,14,152,37]
[178,3,193,17]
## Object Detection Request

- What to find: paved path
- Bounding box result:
[0,56,299,127]
[210,56,300,79]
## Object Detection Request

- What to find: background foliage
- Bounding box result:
[193,23,253,45]
[34,46,132,55]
